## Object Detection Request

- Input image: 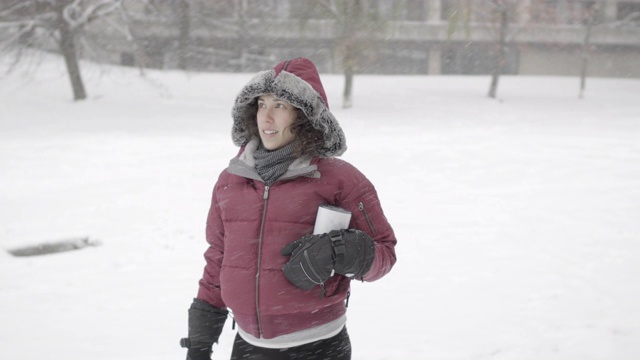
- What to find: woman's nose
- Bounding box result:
[263,107,274,122]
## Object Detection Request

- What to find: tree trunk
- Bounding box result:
[579,25,591,99]
[579,4,596,99]
[340,0,363,109]
[56,5,87,101]
[488,5,508,99]
[177,0,191,70]
[342,43,355,109]
[236,0,249,72]
[343,64,354,109]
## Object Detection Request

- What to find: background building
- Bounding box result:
[90,0,640,77]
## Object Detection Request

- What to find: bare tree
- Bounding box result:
[579,1,599,99]
[447,0,524,99]
[175,0,190,70]
[186,0,276,72]
[487,0,511,99]
[0,0,125,101]
[136,0,192,70]
[320,0,381,108]
[579,4,640,99]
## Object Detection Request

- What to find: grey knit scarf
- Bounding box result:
[253,142,298,185]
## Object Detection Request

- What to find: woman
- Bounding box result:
[182,57,397,360]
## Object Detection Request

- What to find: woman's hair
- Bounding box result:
[290,108,325,157]
[243,99,325,157]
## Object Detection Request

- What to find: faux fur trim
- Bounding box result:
[231,69,347,157]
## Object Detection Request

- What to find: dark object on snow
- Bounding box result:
[181,298,228,360]
[6,237,101,257]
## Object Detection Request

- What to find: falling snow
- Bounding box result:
[1,54,639,360]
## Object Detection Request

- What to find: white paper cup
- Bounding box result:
[313,205,352,234]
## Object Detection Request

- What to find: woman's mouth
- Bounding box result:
[263,130,278,135]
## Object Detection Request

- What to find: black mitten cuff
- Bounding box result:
[187,298,228,345]
[333,229,375,278]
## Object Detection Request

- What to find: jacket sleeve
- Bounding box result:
[196,182,227,309]
[340,170,397,282]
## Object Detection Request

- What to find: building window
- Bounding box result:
[290,0,332,20]
[530,0,559,24]
[617,2,640,25]
[196,0,235,19]
[442,43,519,75]
[405,0,426,21]
[244,0,279,19]
[441,0,461,21]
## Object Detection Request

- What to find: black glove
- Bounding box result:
[281,229,375,290]
[180,298,228,360]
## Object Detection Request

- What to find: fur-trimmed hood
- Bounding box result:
[231,58,347,157]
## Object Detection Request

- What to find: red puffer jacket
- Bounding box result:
[197,139,397,339]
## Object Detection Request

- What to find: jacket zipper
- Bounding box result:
[255,185,270,338]
[358,201,377,235]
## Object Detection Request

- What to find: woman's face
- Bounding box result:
[256,94,297,150]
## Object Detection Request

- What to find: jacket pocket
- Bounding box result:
[323,275,349,298]
[358,201,377,235]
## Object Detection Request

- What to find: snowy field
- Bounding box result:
[1,54,639,360]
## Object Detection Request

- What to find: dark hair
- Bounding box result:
[290,108,325,157]
[243,100,324,158]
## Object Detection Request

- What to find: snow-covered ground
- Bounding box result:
[1,54,639,360]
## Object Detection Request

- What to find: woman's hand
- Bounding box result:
[281,230,375,290]
[281,233,335,290]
